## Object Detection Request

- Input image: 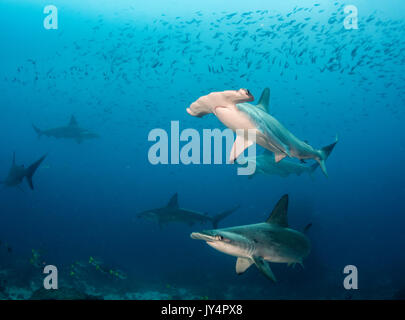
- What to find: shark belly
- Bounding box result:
[215,107,290,157]
[215,106,257,133]
[286,138,321,160]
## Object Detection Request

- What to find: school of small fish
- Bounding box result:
[3,2,404,135]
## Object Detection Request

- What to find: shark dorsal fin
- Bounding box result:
[256,88,270,113]
[167,193,179,208]
[266,194,288,227]
[69,115,78,126]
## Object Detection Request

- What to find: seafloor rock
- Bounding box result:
[6,287,32,300]
[29,287,103,300]
[102,288,199,300]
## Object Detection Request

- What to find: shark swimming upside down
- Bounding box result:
[187,88,338,176]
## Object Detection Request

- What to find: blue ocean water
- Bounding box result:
[0,0,404,299]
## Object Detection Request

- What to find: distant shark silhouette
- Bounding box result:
[191,195,311,282]
[137,193,240,229]
[1,153,46,190]
[33,115,99,144]
[187,88,337,176]
[241,139,337,178]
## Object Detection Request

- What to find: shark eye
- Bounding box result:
[241,88,251,96]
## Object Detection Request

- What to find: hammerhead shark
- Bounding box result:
[187,88,337,176]
[241,138,337,179]
[137,193,240,229]
[191,195,311,282]
[32,115,99,144]
[1,153,47,190]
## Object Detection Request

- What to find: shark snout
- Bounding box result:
[190,231,216,242]
[186,107,196,116]
[186,106,208,118]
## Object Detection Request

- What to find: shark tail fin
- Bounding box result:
[32,125,43,139]
[25,154,47,190]
[211,205,240,229]
[317,135,338,177]
[320,136,338,160]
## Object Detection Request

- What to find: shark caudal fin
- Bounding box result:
[317,136,338,177]
[32,125,43,139]
[25,154,47,190]
[211,205,240,229]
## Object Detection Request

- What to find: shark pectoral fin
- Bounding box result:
[253,256,277,282]
[230,135,254,163]
[274,153,287,163]
[235,257,253,275]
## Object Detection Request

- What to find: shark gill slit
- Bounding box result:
[247,241,256,257]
